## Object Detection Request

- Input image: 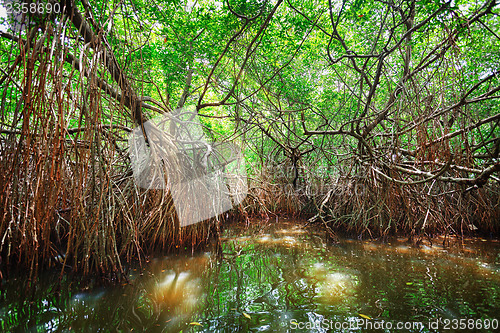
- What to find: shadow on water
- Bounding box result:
[1,220,500,332]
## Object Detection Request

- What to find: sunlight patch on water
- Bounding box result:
[362,242,380,252]
[255,234,272,243]
[393,245,412,254]
[275,226,306,235]
[275,236,298,247]
[254,234,301,247]
[317,272,358,304]
[71,289,107,306]
[305,262,359,304]
[151,270,204,321]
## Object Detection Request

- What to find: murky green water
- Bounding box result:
[1,221,500,332]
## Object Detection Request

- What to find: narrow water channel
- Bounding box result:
[1,221,500,332]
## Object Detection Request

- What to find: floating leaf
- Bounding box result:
[189,322,202,326]
[359,314,371,320]
[243,312,251,319]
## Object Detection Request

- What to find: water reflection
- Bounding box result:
[151,271,203,321]
[1,222,500,332]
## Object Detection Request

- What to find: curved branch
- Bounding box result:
[301,112,374,157]
[372,155,452,185]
